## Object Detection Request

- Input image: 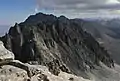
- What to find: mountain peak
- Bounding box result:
[24,12,57,25]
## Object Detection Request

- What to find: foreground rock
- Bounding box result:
[1,62,120,81]
[0,40,91,81]
[0,41,40,78]
[0,37,120,81]
[0,65,28,81]
[0,64,92,81]
[0,41,14,61]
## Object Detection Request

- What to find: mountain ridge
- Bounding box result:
[0,12,116,80]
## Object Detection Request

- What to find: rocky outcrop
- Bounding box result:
[0,42,90,81]
[0,65,29,81]
[0,41,14,61]
[0,41,41,78]
[0,40,120,81]
[0,64,92,81]
[46,59,70,76]
[0,13,114,79]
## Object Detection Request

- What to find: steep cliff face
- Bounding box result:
[0,13,114,79]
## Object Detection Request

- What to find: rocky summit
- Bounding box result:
[0,13,120,81]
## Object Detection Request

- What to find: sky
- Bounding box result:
[1,0,120,25]
[0,0,36,25]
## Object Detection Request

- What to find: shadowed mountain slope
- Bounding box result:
[73,19,120,64]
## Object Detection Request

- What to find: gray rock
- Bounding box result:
[0,13,115,80]
[0,41,14,61]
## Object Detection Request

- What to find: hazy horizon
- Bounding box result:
[0,25,10,36]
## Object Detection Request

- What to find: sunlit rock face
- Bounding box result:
[0,13,114,80]
[0,64,93,81]
[0,41,14,61]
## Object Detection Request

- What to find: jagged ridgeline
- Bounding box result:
[0,13,114,78]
